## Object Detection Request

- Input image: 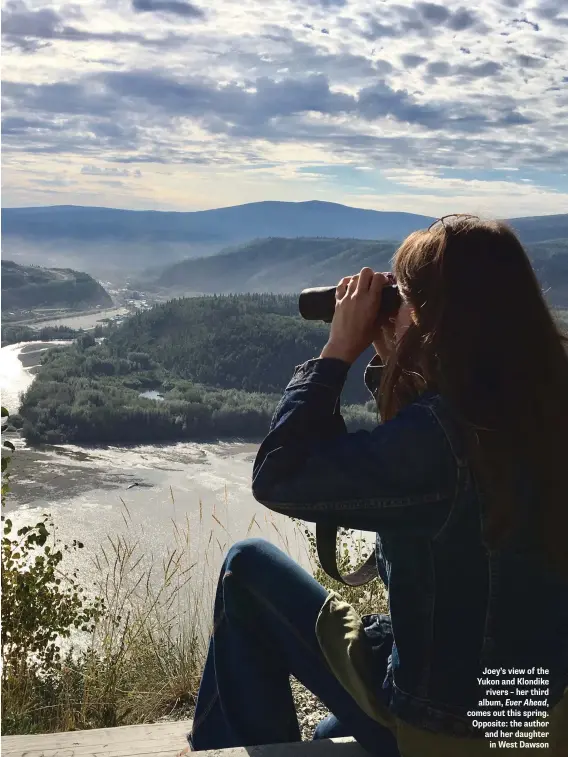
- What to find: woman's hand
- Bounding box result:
[320,268,388,364]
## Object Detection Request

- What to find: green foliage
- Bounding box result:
[139,235,568,310]
[148,237,399,294]
[2,407,15,505]
[19,294,378,444]
[1,409,105,733]
[0,438,210,734]
[1,260,112,312]
[1,405,386,734]
[298,521,389,617]
[1,324,85,347]
[1,516,103,671]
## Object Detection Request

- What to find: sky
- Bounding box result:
[2,0,568,217]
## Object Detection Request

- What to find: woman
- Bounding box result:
[189,216,568,755]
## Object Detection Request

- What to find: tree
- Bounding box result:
[1,408,104,732]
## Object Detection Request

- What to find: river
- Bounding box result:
[1,342,308,599]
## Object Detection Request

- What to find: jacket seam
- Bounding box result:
[422,399,468,469]
[420,539,436,697]
[391,681,474,714]
[431,464,466,543]
[420,401,467,544]
[286,378,345,392]
[265,492,449,512]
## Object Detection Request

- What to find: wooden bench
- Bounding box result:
[1,720,368,757]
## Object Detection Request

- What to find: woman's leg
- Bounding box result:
[313,714,353,740]
[189,538,399,756]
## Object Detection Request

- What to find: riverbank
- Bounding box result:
[0,341,72,414]
[4,305,129,328]
[2,455,381,737]
[1,339,384,738]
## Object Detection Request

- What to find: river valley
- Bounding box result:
[1,341,307,599]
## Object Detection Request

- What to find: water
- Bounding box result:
[139,389,165,401]
[1,342,308,598]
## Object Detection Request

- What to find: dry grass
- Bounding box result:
[2,492,386,735]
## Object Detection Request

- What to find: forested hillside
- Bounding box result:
[528,239,568,307]
[18,295,377,444]
[142,236,568,307]
[1,260,112,313]
[4,202,566,279]
[145,238,398,294]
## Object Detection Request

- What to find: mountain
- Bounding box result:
[528,239,568,308]
[1,260,113,313]
[145,237,399,293]
[506,215,568,244]
[1,201,433,245]
[0,202,433,277]
[141,235,568,308]
[3,202,567,281]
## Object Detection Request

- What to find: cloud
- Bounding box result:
[95,70,357,130]
[81,165,142,177]
[1,115,68,135]
[425,60,503,79]
[309,0,348,7]
[415,3,451,23]
[356,80,445,128]
[426,61,451,76]
[534,0,568,24]
[400,53,427,68]
[1,1,139,50]
[516,53,546,68]
[1,0,192,52]
[1,0,566,214]
[446,7,479,31]
[361,2,484,41]
[131,0,204,18]
[2,65,536,157]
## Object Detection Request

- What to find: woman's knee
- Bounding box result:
[224,538,282,581]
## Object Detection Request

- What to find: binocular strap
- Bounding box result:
[316,523,377,586]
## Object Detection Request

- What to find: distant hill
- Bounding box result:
[3,202,567,280]
[1,201,434,277]
[141,235,568,308]
[1,260,113,313]
[506,215,568,244]
[1,201,433,245]
[528,239,568,308]
[145,237,399,293]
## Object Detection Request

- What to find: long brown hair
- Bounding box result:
[380,216,568,575]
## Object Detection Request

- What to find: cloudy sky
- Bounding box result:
[2,0,568,216]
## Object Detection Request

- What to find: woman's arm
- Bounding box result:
[252,357,456,534]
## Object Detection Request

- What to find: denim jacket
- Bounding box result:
[252,356,568,741]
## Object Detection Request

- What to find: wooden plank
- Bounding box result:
[1,722,366,757]
[1,720,192,757]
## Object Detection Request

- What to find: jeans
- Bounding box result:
[189,538,400,756]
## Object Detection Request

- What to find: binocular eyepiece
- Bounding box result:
[299,280,401,324]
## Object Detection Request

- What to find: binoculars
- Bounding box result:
[299,280,401,323]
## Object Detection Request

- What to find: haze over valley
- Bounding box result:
[3,202,568,307]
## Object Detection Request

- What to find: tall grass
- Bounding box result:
[1,493,386,735]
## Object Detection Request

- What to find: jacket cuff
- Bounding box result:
[287,357,351,392]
